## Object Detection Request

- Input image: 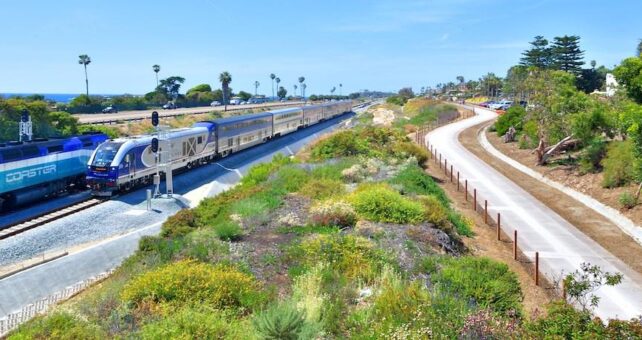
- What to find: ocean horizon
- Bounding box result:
[0,93,140,104]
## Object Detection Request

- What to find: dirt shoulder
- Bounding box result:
[458,121,642,275]
[425,160,554,317]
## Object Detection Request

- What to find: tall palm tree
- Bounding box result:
[219,71,232,111]
[270,73,276,99]
[254,81,260,96]
[78,54,91,97]
[330,86,336,95]
[298,77,305,97]
[293,84,298,98]
[339,83,343,96]
[302,83,307,100]
[275,77,281,96]
[153,64,161,87]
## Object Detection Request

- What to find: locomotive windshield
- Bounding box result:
[91,142,123,167]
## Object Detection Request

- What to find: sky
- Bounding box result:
[0,0,641,96]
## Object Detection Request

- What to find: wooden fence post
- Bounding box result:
[535,252,540,286]
[497,213,501,240]
[450,165,453,182]
[484,200,488,224]
[465,180,468,201]
[444,159,448,175]
[513,230,518,260]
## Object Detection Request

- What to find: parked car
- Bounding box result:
[210,101,221,107]
[489,100,512,110]
[102,106,118,113]
[163,102,177,110]
[479,101,495,108]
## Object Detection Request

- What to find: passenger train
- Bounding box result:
[86,100,353,196]
[0,133,109,211]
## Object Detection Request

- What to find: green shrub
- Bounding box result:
[602,140,636,188]
[309,199,357,227]
[525,301,603,338]
[495,106,526,136]
[299,178,345,200]
[349,183,425,224]
[579,137,607,174]
[160,209,197,238]
[390,141,429,166]
[310,127,408,161]
[619,192,638,209]
[253,303,307,340]
[448,211,474,237]
[137,236,186,262]
[8,312,106,340]
[432,257,523,315]
[121,260,260,310]
[419,195,448,226]
[311,130,371,160]
[389,164,450,207]
[138,307,250,340]
[185,228,229,261]
[273,166,310,192]
[291,234,386,281]
[214,221,243,241]
[241,153,293,187]
[310,159,357,181]
[386,96,406,106]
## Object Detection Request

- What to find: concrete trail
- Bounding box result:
[425,106,642,320]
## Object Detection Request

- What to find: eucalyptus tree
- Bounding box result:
[153,64,161,87]
[219,71,232,110]
[78,54,91,97]
[270,73,276,99]
[254,81,260,96]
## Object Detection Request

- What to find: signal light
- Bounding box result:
[151,111,159,126]
[21,109,29,122]
[151,138,159,153]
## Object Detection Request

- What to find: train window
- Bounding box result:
[47,145,64,153]
[83,141,93,147]
[197,136,203,144]
[0,149,22,162]
[228,138,233,147]
[125,154,131,163]
[22,146,40,158]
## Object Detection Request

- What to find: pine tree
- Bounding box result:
[520,36,551,68]
[551,35,585,75]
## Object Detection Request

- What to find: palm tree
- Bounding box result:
[254,81,260,96]
[153,64,161,87]
[302,83,307,100]
[78,54,91,97]
[219,71,232,111]
[339,83,343,96]
[270,73,276,99]
[330,86,336,95]
[293,84,298,98]
[275,77,281,95]
[298,77,305,97]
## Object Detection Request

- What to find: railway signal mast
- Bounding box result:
[19,109,32,142]
[151,111,173,198]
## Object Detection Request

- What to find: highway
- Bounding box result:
[425,106,642,320]
[0,108,362,317]
[74,101,305,124]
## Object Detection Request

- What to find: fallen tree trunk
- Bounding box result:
[536,135,574,165]
[503,126,517,143]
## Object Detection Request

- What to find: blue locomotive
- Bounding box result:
[0,133,109,211]
[87,101,353,196]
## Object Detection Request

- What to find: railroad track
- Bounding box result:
[0,198,104,240]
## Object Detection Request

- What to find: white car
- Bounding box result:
[489,100,512,110]
[210,101,221,107]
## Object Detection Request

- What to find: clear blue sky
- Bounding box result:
[1,0,640,96]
